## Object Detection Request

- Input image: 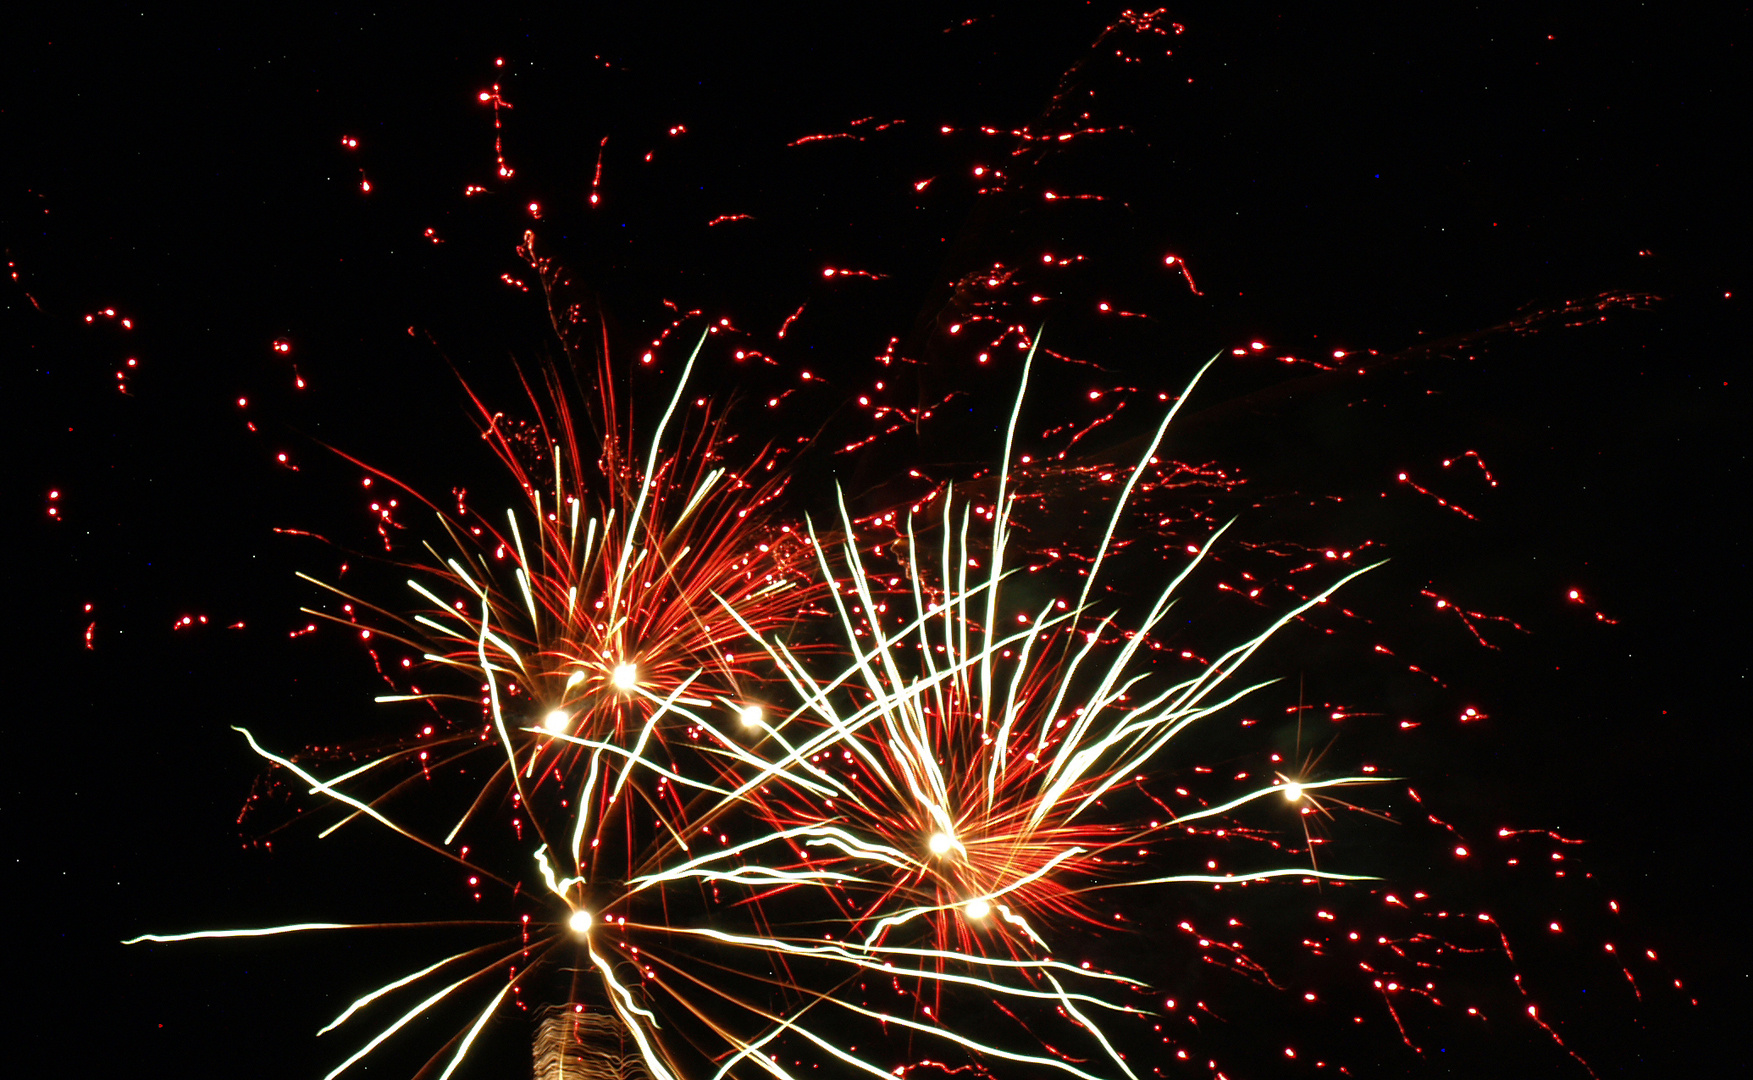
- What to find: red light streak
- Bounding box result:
[477,81,515,178]
[589,134,607,205]
[1162,253,1202,295]
[1419,588,1528,649]
[821,266,888,280]
[1397,469,1480,520]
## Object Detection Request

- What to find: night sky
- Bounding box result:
[4,6,1740,1077]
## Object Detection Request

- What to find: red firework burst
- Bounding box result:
[288,260,828,872]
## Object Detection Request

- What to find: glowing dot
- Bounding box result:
[568,909,593,935]
[739,705,763,728]
[964,898,991,919]
[611,662,637,691]
[1282,783,1304,802]
[564,671,586,691]
[928,832,955,857]
[543,710,570,733]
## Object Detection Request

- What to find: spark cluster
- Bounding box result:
[114,12,1693,1080]
[128,327,1405,1080]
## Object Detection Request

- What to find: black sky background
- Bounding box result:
[3,5,1741,1077]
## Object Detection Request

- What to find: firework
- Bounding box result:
[656,342,1383,1077]
[272,240,832,872]
[122,315,1654,1078]
[122,286,857,1074]
[122,330,1381,1080]
[100,9,1712,1078]
[120,318,1693,1078]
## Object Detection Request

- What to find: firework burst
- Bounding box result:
[104,9,1711,1075]
[123,290,865,1075]
[124,339,1390,1080]
[672,343,1388,1077]
[277,264,829,870]
[120,317,1686,1077]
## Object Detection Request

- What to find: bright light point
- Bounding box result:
[965,898,992,919]
[1282,783,1304,802]
[928,832,955,857]
[568,909,593,935]
[611,662,638,691]
[543,710,570,733]
[564,671,586,690]
[739,704,763,728]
